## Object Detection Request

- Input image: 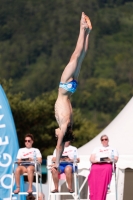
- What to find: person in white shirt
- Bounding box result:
[51,141,80,193]
[88,135,119,200]
[14,133,42,194]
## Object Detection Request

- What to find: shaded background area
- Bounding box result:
[0,0,133,158]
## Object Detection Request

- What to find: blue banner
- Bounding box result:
[0,85,25,200]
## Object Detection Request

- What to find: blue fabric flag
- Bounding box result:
[0,85,25,200]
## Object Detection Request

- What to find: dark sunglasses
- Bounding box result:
[25,140,31,143]
[101,138,108,141]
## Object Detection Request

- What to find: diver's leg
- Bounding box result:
[53,128,65,168]
[73,29,90,79]
[60,12,92,83]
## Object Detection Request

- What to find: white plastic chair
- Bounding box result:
[10,160,42,200]
[47,156,80,200]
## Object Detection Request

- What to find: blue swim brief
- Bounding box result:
[59,80,78,93]
[59,162,73,174]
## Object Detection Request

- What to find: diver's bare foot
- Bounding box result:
[80,12,89,30]
[85,14,92,32]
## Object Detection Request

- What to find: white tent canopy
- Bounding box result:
[78,97,133,156]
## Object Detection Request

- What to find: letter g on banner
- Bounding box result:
[0,153,12,167]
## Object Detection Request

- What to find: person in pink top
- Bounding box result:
[88,135,119,200]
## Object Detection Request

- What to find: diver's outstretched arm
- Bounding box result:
[54,124,68,168]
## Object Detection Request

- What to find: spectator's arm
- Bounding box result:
[37,157,42,164]
[114,156,118,163]
[17,159,21,165]
[90,154,98,163]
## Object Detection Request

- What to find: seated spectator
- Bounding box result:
[88,135,119,200]
[14,133,42,194]
[51,141,80,193]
